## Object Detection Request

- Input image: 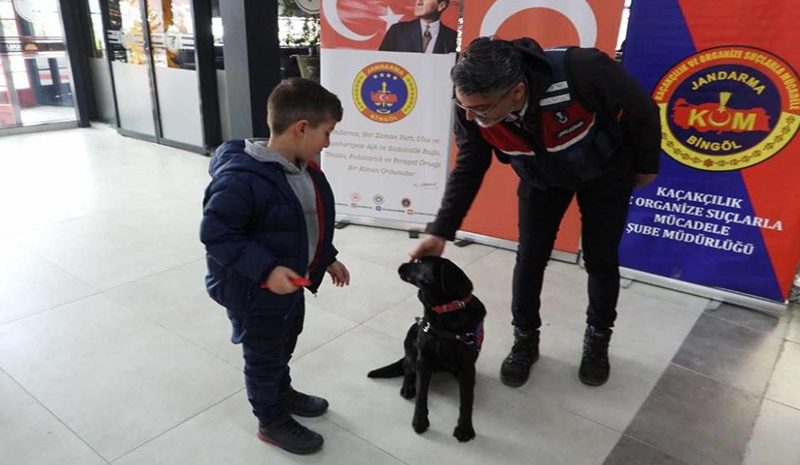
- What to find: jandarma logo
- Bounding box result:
[654,46,800,171]
[353,62,417,123]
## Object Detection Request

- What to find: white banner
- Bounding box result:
[321,49,455,224]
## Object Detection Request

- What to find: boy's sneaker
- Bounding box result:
[257,414,324,455]
[286,388,329,417]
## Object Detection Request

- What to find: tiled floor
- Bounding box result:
[1,127,798,465]
[20,106,77,126]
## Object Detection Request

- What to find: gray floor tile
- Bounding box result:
[672,313,783,395]
[605,435,688,465]
[626,364,761,465]
[704,303,786,335]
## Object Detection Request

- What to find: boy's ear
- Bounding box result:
[294,119,310,137]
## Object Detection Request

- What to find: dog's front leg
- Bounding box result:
[412,357,432,434]
[401,357,417,399]
[453,363,476,442]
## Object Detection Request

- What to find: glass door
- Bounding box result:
[103,0,204,150]
[0,0,77,131]
[105,0,156,137]
[146,0,203,147]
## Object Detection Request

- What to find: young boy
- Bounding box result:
[200,78,349,455]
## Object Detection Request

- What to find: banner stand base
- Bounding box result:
[408,230,420,239]
[454,239,475,248]
[621,268,788,316]
[335,221,351,230]
[335,214,425,235]
[455,231,579,264]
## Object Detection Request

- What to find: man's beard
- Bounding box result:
[475,116,502,128]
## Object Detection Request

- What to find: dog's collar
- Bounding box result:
[431,293,474,314]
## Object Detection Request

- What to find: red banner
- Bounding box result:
[458,0,626,253]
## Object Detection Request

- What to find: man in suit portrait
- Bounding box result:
[379,0,457,54]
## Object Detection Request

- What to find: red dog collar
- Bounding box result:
[431,293,473,314]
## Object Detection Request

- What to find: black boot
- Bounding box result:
[579,326,612,386]
[500,328,540,387]
[285,388,329,417]
[257,414,324,455]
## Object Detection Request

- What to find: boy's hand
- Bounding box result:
[326,260,350,287]
[261,266,302,294]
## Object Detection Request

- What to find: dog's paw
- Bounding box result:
[400,385,416,399]
[412,417,430,434]
[453,425,476,442]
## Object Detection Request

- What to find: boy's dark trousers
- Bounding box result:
[229,293,305,426]
[511,178,633,331]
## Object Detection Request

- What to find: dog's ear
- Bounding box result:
[439,259,473,298]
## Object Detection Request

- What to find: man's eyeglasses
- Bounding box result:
[453,84,517,119]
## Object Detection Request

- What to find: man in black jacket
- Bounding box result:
[410,37,661,388]
[378,0,457,54]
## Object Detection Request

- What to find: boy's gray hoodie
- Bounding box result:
[244,139,318,268]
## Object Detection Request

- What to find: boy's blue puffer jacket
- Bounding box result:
[200,140,337,313]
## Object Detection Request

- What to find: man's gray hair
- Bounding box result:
[451,37,524,96]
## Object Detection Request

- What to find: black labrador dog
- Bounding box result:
[368,256,486,442]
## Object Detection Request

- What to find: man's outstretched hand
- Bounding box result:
[634,173,657,189]
[409,235,446,262]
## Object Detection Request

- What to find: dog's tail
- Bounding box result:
[367,358,404,378]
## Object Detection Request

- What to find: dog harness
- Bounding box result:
[417,317,484,351]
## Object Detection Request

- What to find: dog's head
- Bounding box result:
[398,256,473,303]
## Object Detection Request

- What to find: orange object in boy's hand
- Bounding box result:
[260,266,303,294]
[290,277,312,287]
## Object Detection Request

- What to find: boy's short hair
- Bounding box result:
[267,78,343,135]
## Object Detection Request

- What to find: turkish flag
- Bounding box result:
[321,0,461,50]
[461,0,624,56]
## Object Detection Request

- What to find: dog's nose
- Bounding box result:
[398,263,411,276]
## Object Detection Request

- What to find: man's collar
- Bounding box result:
[504,82,529,123]
[421,19,441,32]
